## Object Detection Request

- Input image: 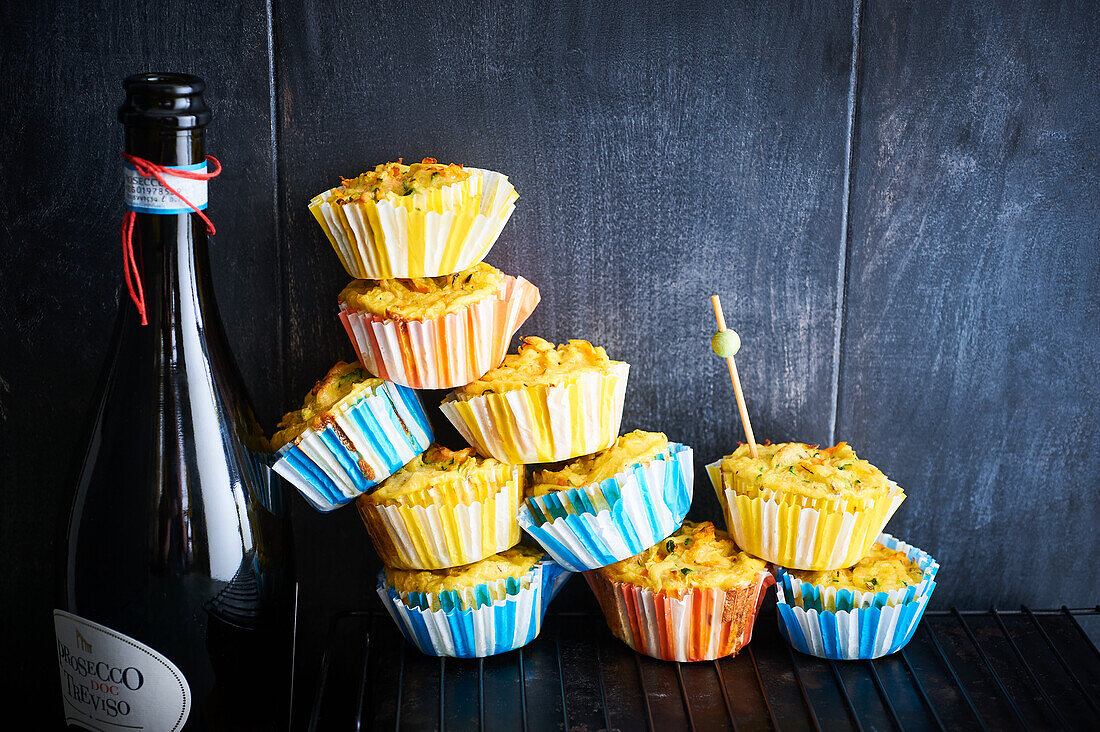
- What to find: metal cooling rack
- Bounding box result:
[308,604,1100,730]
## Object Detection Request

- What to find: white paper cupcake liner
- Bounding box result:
[585,569,775,662]
[706,459,905,570]
[378,558,572,658]
[339,275,540,390]
[271,381,432,512]
[440,363,630,464]
[517,443,694,571]
[310,168,518,279]
[775,534,939,660]
[357,465,524,570]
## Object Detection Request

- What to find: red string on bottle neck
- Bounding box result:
[121,153,222,325]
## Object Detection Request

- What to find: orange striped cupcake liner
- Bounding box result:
[584,569,775,662]
[339,274,539,390]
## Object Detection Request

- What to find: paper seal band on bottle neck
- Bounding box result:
[124,160,209,214]
[120,153,220,325]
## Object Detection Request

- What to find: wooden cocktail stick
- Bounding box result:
[710,295,758,459]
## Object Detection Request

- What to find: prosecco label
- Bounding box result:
[123,161,208,214]
[54,610,190,731]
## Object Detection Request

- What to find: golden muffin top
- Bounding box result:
[788,542,925,593]
[270,362,382,451]
[458,337,622,398]
[721,442,894,500]
[385,545,543,596]
[339,263,505,320]
[334,158,471,203]
[598,521,768,593]
[529,430,670,497]
[366,445,509,502]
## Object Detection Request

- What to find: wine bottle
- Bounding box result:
[54,73,294,731]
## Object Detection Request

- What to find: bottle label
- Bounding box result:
[53,610,191,731]
[123,161,208,214]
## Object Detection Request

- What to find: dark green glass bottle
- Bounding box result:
[54,73,294,731]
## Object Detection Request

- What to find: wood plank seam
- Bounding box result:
[265,0,289,406]
[828,0,865,446]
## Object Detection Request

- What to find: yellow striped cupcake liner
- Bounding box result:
[706,460,905,571]
[357,463,524,570]
[309,168,518,279]
[439,363,630,464]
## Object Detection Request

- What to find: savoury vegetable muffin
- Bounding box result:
[270,362,379,451]
[270,361,432,512]
[707,441,905,571]
[376,548,572,658]
[585,521,774,662]
[518,432,694,572]
[458,337,619,397]
[367,445,508,502]
[597,521,767,592]
[440,337,630,464]
[384,544,543,602]
[338,263,540,389]
[339,263,505,321]
[719,442,894,502]
[309,157,519,279]
[356,445,524,570]
[789,541,924,595]
[335,158,471,203]
[775,533,940,660]
[528,430,670,497]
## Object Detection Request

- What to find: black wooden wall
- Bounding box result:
[2,0,1097,712]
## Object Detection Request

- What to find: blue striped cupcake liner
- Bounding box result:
[272,380,432,512]
[776,533,939,612]
[775,533,939,660]
[516,443,693,572]
[246,447,284,516]
[377,558,572,658]
[398,571,531,613]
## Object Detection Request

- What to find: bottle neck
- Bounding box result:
[124,126,205,166]
[122,126,215,329]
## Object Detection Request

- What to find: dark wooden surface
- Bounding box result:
[311,608,1100,730]
[1,0,1097,724]
[839,0,1100,608]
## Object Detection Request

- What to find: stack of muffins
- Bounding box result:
[270,158,570,658]
[265,158,679,658]
[266,157,938,664]
[267,157,769,661]
[707,441,940,659]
